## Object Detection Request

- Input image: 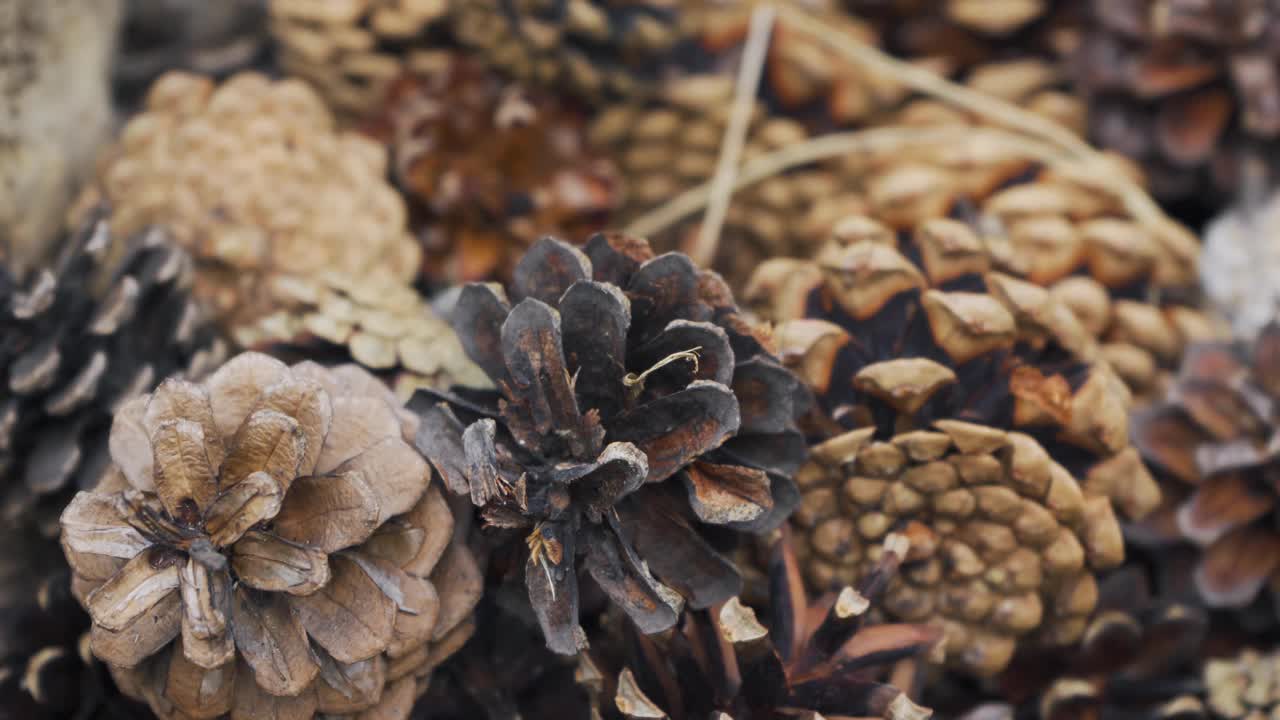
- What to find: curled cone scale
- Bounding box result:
[411,234,810,654]
[749,218,1158,676]
[59,353,482,720]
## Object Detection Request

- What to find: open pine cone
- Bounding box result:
[77,71,420,334]
[580,528,938,720]
[412,234,810,654]
[1132,321,1280,611]
[59,353,482,720]
[1,211,224,537]
[749,218,1161,676]
[367,56,621,286]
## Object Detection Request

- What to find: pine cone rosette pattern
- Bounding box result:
[78,71,420,334]
[750,218,1161,676]
[368,57,621,286]
[413,234,810,654]
[1133,322,1280,611]
[59,352,482,720]
[582,529,939,720]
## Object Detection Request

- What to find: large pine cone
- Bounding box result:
[366,56,621,286]
[77,71,421,334]
[750,218,1161,676]
[412,234,810,655]
[582,529,938,720]
[1,212,224,536]
[59,353,482,720]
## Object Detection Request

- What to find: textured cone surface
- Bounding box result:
[366,56,621,286]
[60,353,482,720]
[753,218,1159,676]
[410,234,810,656]
[77,70,421,334]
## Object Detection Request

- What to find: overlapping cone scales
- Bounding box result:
[79,71,419,332]
[60,353,481,720]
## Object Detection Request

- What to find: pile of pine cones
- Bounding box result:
[7,1,1280,719]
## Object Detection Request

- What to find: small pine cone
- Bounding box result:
[1202,189,1280,339]
[1132,322,1280,611]
[367,57,622,286]
[233,271,491,399]
[268,0,454,120]
[59,353,483,720]
[583,529,938,719]
[411,235,810,655]
[77,71,421,334]
[451,0,684,104]
[750,218,1162,676]
[1205,650,1280,719]
[1,212,224,537]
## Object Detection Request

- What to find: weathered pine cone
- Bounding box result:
[268,0,455,120]
[451,0,684,104]
[234,272,490,401]
[412,234,810,655]
[581,529,939,720]
[367,56,621,286]
[749,217,1161,676]
[1,211,224,537]
[59,352,482,720]
[1072,0,1280,204]
[1132,321,1280,611]
[77,71,420,334]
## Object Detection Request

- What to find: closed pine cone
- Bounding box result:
[748,217,1162,676]
[59,352,482,720]
[77,71,421,335]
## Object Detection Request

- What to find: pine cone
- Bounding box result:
[59,352,482,720]
[1132,321,1280,611]
[233,271,491,400]
[411,234,810,655]
[367,57,621,286]
[268,0,454,120]
[77,71,421,334]
[451,0,685,104]
[581,529,938,720]
[1,211,224,537]
[750,218,1161,676]
[1072,0,1280,204]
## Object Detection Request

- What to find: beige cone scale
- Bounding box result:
[59,353,482,720]
[76,71,420,335]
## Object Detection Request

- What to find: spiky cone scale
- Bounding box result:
[364,57,622,287]
[1132,321,1280,613]
[232,271,490,402]
[410,234,811,655]
[1,212,225,538]
[582,529,938,720]
[783,127,1217,405]
[58,352,483,720]
[1071,0,1280,206]
[268,0,454,122]
[75,70,420,336]
[450,0,684,106]
[747,217,1163,677]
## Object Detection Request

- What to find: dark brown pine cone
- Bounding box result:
[450,0,685,105]
[411,234,810,655]
[580,528,938,720]
[1,210,224,537]
[749,218,1161,676]
[1071,0,1280,205]
[1132,321,1280,612]
[365,56,621,287]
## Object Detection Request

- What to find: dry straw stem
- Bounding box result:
[629,3,1192,268]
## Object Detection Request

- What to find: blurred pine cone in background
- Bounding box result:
[78,71,421,335]
[61,353,482,720]
[750,217,1161,676]
[1072,0,1280,213]
[366,56,621,287]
